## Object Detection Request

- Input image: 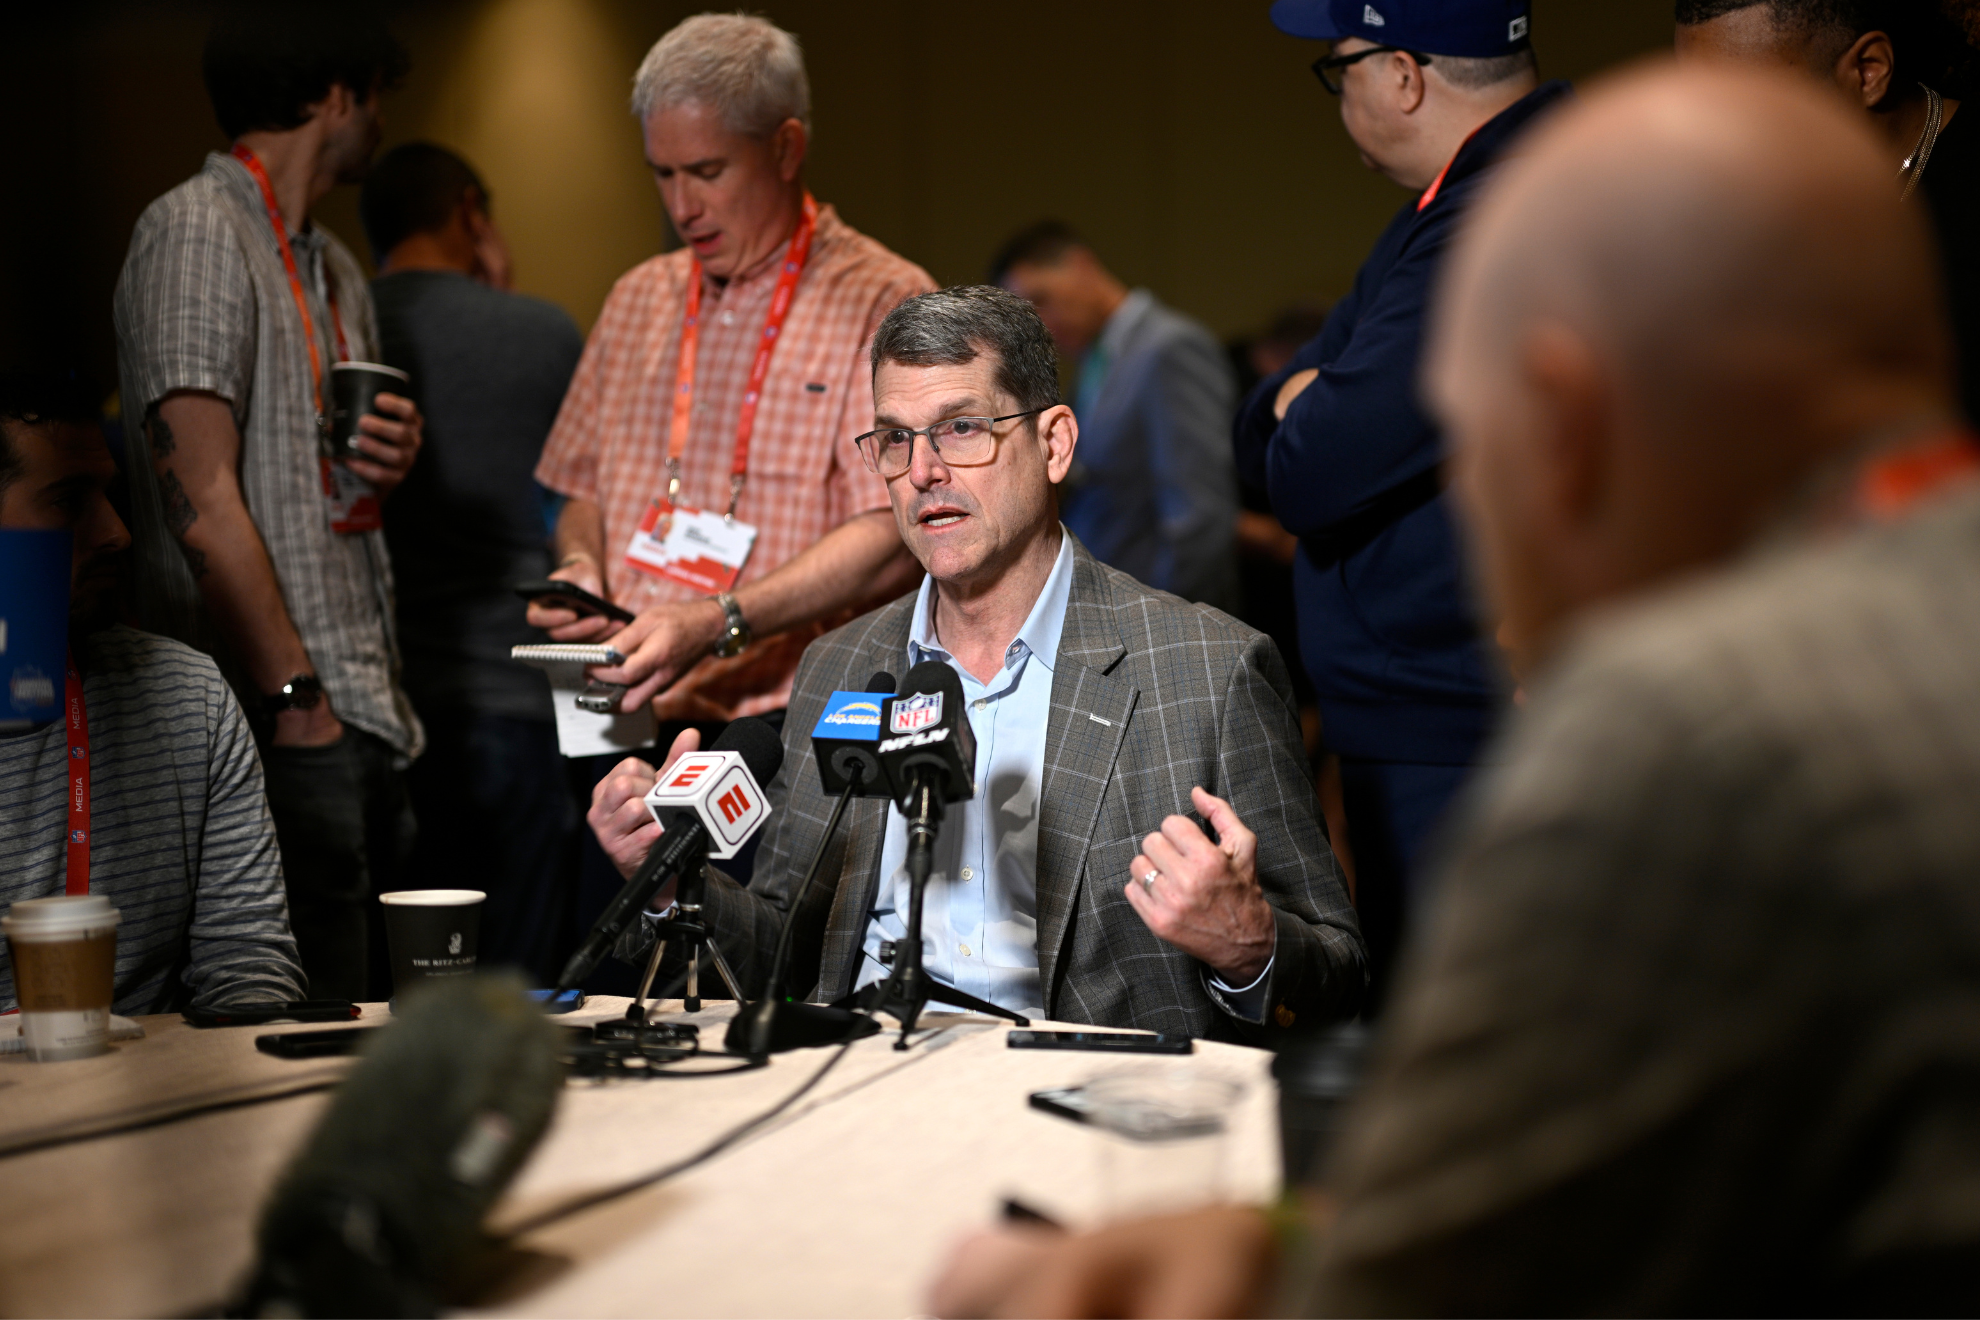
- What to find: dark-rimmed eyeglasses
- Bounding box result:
[853,410,1047,478]
[1311,45,1434,95]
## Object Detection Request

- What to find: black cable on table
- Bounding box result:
[501,1033,861,1238]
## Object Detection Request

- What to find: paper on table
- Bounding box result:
[512,646,658,758]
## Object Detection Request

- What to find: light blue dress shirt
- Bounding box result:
[855,532,1077,1017]
[854,529,1274,1022]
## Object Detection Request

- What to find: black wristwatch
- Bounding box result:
[262,673,324,717]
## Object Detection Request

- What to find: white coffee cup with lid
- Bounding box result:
[4,895,120,1061]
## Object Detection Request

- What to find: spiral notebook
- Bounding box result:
[511,644,655,758]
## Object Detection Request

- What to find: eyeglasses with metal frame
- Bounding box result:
[1311,44,1434,95]
[853,409,1048,478]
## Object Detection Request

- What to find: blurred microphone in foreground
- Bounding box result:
[239,974,562,1318]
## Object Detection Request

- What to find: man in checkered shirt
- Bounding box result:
[528,13,934,726]
[114,5,423,1001]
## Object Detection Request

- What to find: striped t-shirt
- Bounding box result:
[0,626,304,1013]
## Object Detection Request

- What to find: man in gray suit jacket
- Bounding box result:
[993,223,1240,611]
[590,286,1363,1042]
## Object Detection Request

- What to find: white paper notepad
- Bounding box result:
[511,644,657,758]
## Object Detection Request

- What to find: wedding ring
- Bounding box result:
[1139,869,1160,893]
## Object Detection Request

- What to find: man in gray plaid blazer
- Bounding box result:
[593,287,1364,1041]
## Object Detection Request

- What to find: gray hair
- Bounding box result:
[630,13,810,138]
[871,287,1062,415]
[1433,47,1539,91]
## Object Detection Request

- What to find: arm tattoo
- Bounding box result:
[146,408,176,458]
[158,469,207,579]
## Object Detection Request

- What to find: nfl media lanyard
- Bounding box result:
[661,192,817,520]
[64,657,89,895]
[230,144,349,441]
[1853,429,1980,519]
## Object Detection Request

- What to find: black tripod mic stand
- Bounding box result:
[625,840,748,1026]
[864,771,1031,1050]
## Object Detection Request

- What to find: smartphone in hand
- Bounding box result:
[515,578,635,625]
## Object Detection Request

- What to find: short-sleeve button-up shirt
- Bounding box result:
[535,204,934,722]
[114,152,422,756]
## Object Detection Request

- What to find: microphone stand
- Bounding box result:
[623,834,748,1026]
[726,768,882,1057]
[864,769,1031,1050]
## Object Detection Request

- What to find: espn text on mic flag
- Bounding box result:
[643,750,770,860]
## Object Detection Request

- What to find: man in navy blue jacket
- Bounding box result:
[1237,0,1569,1006]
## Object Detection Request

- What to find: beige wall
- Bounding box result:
[4,1,1675,388]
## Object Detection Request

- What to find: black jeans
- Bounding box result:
[260,727,417,1001]
[405,710,577,986]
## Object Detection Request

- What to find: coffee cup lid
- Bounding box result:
[3,893,121,934]
[378,889,486,906]
[332,361,411,383]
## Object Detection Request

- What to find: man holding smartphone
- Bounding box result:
[526,14,931,726]
[115,3,425,1001]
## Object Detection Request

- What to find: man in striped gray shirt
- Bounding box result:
[0,370,303,1013]
[114,4,424,999]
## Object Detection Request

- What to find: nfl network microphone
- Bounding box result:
[877,660,975,809]
[555,717,783,992]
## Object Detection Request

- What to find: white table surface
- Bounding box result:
[0,997,1279,1318]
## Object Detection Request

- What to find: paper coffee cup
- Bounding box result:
[326,361,411,455]
[379,890,483,1000]
[4,895,120,1061]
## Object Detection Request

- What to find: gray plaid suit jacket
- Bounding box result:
[623,537,1366,1042]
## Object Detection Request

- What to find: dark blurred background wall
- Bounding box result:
[1,0,1675,394]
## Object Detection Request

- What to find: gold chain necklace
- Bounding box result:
[1901,83,1945,202]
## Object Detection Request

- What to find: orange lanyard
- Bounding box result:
[664,193,817,517]
[1853,429,1980,520]
[1417,126,1482,213]
[230,143,349,436]
[63,657,88,896]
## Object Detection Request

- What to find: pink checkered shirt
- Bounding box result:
[537,205,933,722]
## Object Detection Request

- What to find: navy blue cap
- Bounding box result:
[1270,0,1531,59]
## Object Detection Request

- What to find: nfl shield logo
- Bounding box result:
[890,691,943,733]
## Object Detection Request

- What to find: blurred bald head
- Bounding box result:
[1427,61,1955,673]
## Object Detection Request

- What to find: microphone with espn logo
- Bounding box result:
[554,717,783,993]
[643,748,770,859]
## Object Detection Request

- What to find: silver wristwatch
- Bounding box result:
[711,592,752,659]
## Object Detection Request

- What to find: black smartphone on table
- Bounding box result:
[184,999,358,1028]
[256,1026,379,1059]
[1007,1029,1192,1054]
[515,579,635,624]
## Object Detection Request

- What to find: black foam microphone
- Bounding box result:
[239,974,564,1317]
[722,671,898,1057]
[556,716,784,993]
[877,659,975,810]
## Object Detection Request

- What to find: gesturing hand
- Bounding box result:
[586,727,702,886]
[1124,786,1277,986]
